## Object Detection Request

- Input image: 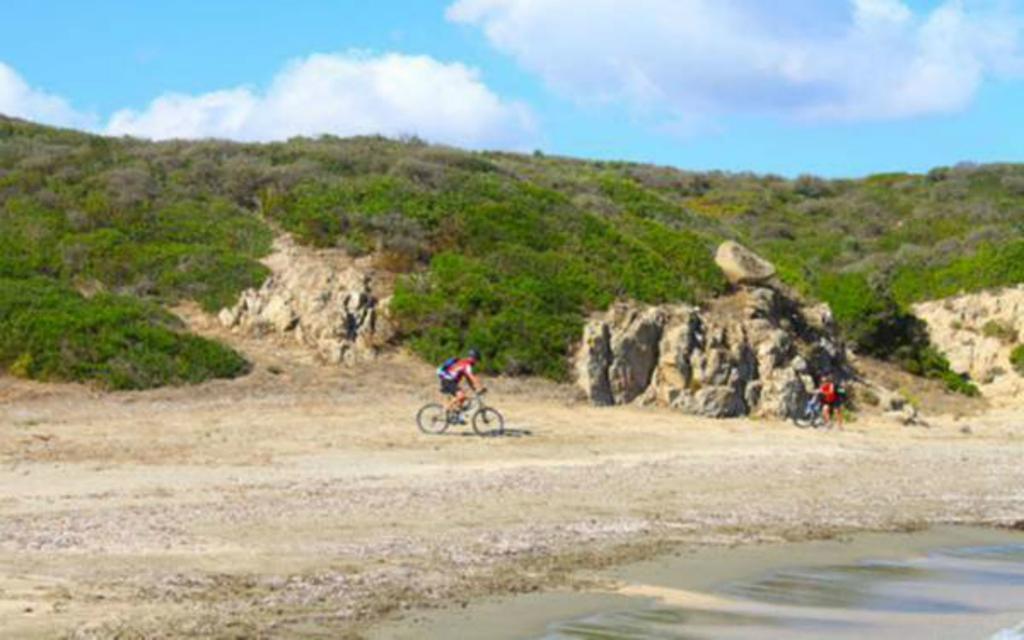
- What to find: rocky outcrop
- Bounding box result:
[575,286,848,418]
[576,243,848,418]
[914,286,1024,399]
[219,237,394,365]
[715,240,777,285]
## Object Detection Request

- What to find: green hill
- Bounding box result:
[3,115,1021,391]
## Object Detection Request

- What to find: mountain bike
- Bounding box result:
[416,391,506,436]
[792,395,827,429]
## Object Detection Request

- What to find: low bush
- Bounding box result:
[1,194,272,311]
[981,319,1018,344]
[902,345,980,397]
[889,239,1024,306]
[1011,345,1024,376]
[0,278,249,389]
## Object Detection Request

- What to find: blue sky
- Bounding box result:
[2,0,1023,177]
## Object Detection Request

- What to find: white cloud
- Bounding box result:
[106,89,259,141]
[105,52,536,149]
[0,62,95,128]
[447,0,1024,123]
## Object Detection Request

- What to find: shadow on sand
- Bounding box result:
[437,427,533,438]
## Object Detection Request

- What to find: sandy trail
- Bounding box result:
[2,340,1023,638]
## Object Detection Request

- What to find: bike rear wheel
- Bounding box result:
[472,407,505,437]
[416,403,450,435]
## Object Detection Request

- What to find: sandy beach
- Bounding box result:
[2,336,1023,638]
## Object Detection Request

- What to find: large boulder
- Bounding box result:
[575,285,848,419]
[715,241,776,286]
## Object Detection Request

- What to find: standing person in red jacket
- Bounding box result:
[819,374,844,428]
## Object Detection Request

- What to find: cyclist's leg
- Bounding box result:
[443,388,467,423]
[441,379,459,411]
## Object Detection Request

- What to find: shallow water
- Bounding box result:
[540,542,1024,639]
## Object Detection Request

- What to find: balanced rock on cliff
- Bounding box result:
[715,241,777,286]
[219,236,394,365]
[575,246,847,419]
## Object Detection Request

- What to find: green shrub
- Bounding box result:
[901,344,980,397]
[815,273,909,358]
[981,319,1018,344]
[891,241,1024,305]
[392,251,598,380]
[0,278,249,389]
[1,191,272,313]
[1011,345,1024,376]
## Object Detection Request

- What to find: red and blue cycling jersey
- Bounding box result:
[439,358,475,383]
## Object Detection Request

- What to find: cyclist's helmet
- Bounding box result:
[467,348,482,362]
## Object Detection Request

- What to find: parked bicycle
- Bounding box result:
[416,391,505,436]
[792,394,828,429]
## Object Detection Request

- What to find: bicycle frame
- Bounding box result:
[454,392,487,419]
[806,396,823,417]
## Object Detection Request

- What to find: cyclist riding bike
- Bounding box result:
[437,349,486,422]
[818,375,845,428]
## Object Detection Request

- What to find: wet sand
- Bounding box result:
[375,526,1024,639]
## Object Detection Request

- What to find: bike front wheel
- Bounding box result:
[472,407,505,437]
[792,413,813,428]
[416,403,450,435]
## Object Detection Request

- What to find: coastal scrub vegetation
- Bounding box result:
[2,116,1023,389]
[0,277,249,389]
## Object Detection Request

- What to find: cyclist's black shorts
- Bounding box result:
[440,378,459,396]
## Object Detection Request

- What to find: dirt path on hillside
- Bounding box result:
[2,333,1023,638]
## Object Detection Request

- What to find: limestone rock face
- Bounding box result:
[914,286,1024,400]
[574,286,848,419]
[219,237,393,365]
[715,241,777,286]
[607,305,665,405]
[576,320,613,406]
